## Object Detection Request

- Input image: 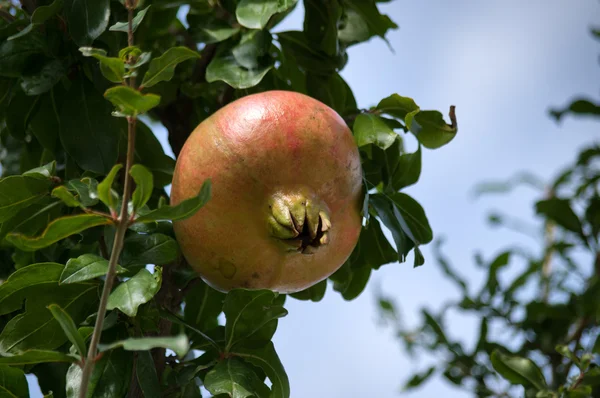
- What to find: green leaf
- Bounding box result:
[342,0,397,40]
[134,179,211,223]
[0,262,63,315]
[550,98,600,122]
[0,34,45,77]
[235,342,290,398]
[0,175,51,223]
[60,254,127,284]
[0,365,28,398]
[66,345,132,398]
[306,72,357,116]
[354,114,397,149]
[277,31,345,75]
[107,268,161,317]
[7,0,64,41]
[97,164,123,211]
[353,216,397,270]
[79,47,125,83]
[387,192,433,246]
[377,94,419,120]
[338,7,370,44]
[236,0,298,29]
[109,6,150,33]
[0,349,79,365]
[303,0,341,56]
[99,335,189,358]
[403,367,436,391]
[59,77,120,174]
[51,186,81,207]
[406,108,458,149]
[20,59,65,95]
[289,279,327,302]
[64,0,110,47]
[392,145,422,190]
[136,351,160,398]
[224,289,288,351]
[141,46,200,88]
[536,198,584,236]
[491,350,548,390]
[370,194,414,263]
[187,11,240,44]
[330,251,370,301]
[207,31,274,89]
[104,86,161,116]
[6,214,112,251]
[129,164,154,211]
[23,161,56,178]
[133,121,176,187]
[120,233,179,267]
[47,304,87,358]
[66,178,99,207]
[205,357,270,398]
[184,281,226,331]
[0,284,99,354]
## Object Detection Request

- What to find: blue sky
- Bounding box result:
[26,1,600,397]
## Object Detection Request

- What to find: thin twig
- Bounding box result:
[78,2,138,397]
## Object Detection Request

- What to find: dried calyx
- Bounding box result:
[267,189,331,254]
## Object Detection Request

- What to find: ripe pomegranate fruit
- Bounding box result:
[171,90,363,293]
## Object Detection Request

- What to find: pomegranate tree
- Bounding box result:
[171,90,363,293]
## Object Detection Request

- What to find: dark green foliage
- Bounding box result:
[0,0,457,396]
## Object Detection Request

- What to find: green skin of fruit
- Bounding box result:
[171,90,363,293]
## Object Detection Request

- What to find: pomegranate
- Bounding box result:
[171,91,363,293]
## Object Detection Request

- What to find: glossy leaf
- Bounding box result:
[141,46,200,88]
[289,279,327,302]
[0,175,51,223]
[306,72,357,116]
[207,31,274,89]
[0,284,98,353]
[129,164,154,211]
[236,0,298,29]
[7,0,63,41]
[60,254,127,285]
[0,349,79,365]
[120,233,179,267]
[47,304,87,358]
[343,0,397,40]
[204,357,270,398]
[491,350,547,390]
[79,47,125,83]
[406,108,458,149]
[0,34,45,78]
[187,12,240,44]
[134,179,211,223]
[66,346,132,398]
[235,342,290,398]
[51,186,81,208]
[66,178,99,207]
[97,164,123,211]
[224,289,288,351]
[136,351,160,398]
[277,30,345,74]
[377,94,419,120]
[106,268,162,317]
[20,59,65,95]
[6,214,112,251]
[59,77,120,174]
[64,0,110,47]
[388,192,433,246]
[354,113,397,149]
[370,194,415,263]
[104,86,161,116]
[0,262,63,315]
[184,281,226,331]
[99,335,189,358]
[303,0,341,55]
[0,365,28,398]
[109,6,150,32]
